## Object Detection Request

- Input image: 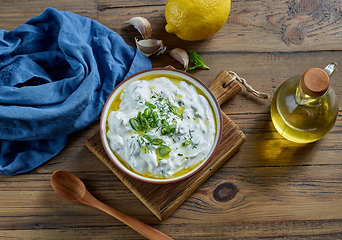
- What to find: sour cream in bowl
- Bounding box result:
[100,68,222,184]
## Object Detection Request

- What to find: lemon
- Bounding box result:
[164,0,231,41]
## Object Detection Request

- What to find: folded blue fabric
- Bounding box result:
[0,8,152,175]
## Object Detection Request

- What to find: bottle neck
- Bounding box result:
[295,78,328,106]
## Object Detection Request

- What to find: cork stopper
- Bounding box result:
[301,68,330,97]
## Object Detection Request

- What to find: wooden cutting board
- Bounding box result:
[85,70,246,221]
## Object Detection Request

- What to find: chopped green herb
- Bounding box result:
[183,140,191,146]
[152,111,158,124]
[143,135,153,143]
[145,102,156,109]
[142,146,148,154]
[152,138,163,145]
[129,118,142,131]
[189,129,194,138]
[158,145,171,157]
[170,105,183,119]
[143,107,152,118]
[139,115,150,131]
[160,119,168,126]
[161,124,177,135]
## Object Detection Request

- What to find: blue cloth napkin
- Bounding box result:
[0,8,152,175]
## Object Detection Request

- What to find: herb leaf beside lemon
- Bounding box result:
[186,50,210,71]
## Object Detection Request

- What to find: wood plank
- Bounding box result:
[0,0,98,31]
[2,0,342,52]
[0,219,342,240]
[1,164,341,238]
[99,0,166,9]
[1,164,341,223]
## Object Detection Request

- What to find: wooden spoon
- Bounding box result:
[50,170,173,240]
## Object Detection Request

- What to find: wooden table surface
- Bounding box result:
[1,0,341,239]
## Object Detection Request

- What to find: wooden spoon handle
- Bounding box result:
[81,191,173,240]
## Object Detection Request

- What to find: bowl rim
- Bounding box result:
[100,68,223,184]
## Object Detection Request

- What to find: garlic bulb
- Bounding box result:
[125,17,152,39]
[169,48,189,70]
[135,38,166,57]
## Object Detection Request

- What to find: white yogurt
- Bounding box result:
[106,77,216,178]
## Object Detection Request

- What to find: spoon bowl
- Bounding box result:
[51,170,86,202]
[51,170,173,240]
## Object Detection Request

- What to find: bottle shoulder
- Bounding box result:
[273,75,338,109]
[271,75,338,130]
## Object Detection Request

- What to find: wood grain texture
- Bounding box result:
[1,0,342,239]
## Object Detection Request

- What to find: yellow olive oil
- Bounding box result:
[270,75,338,143]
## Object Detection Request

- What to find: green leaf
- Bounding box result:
[186,50,210,71]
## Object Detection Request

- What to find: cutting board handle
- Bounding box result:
[209,70,242,106]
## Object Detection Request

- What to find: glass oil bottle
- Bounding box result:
[270,63,339,143]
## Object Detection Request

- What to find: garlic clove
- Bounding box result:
[169,48,189,70]
[125,17,152,39]
[135,38,166,57]
[136,39,162,53]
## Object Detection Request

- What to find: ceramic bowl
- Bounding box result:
[100,68,222,184]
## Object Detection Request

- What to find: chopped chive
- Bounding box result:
[170,105,182,119]
[160,119,168,126]
[143,107,152,118]
[183,140,191,146]
[147,118,154,123]
[161,124,177,135]
[139,115,150,131]
[145,102,156,109]
[143,135,153,143]
[152,138,163,145]
[158,145,171,157]
[142,146,148,154]
[129,118,142,131]
[152,111,158,122]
